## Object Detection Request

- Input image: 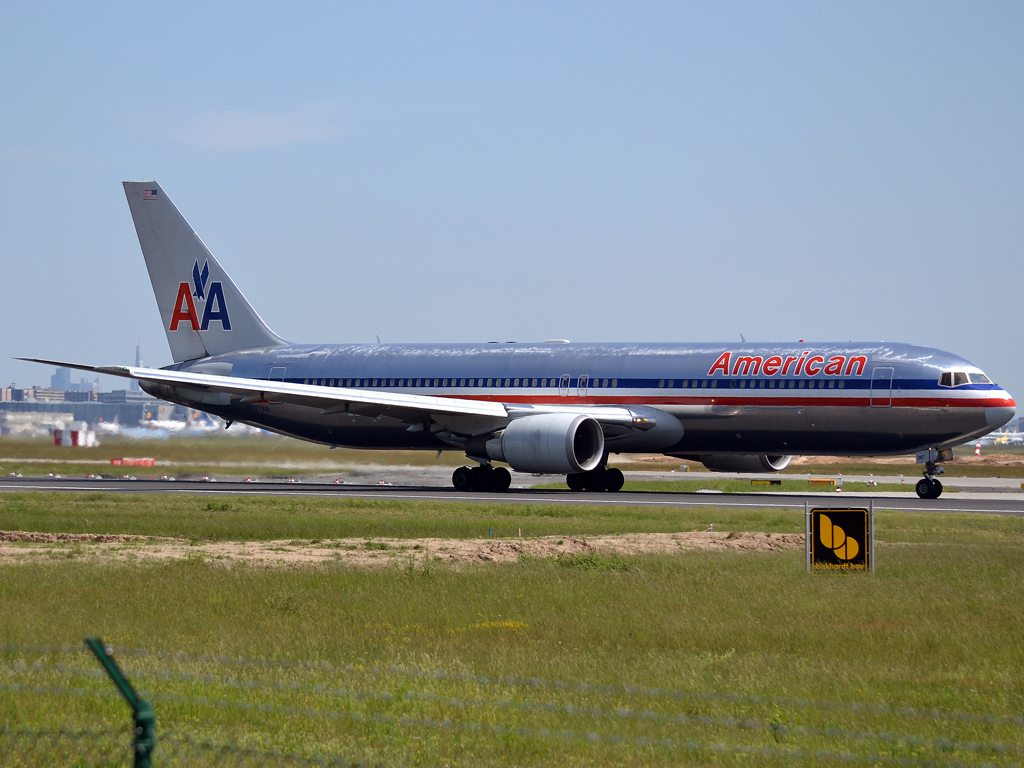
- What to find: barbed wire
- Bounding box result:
[1,681,1009,768]
[5,661,1022,760]
[5,643,1019,729]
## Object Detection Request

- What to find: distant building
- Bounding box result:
[65,390,99,402]
[0,387,11,403]
[98,389,156,404]
[131,344,142,391]
[33,387,66,403]
[51,367,71,391]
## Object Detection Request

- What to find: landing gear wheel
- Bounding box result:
[452,466,473,492]
[491,467,512,492]
[583,469,607,492]
[915,478,943,499]
[604,468,624,492]
[566,473,586,492]
[470,466,492,491]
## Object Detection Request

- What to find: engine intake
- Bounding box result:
[675,453,793,473]
[473,413,605,474]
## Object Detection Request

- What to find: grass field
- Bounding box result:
[0,435,467,479]
[2,492,1024,766]
[4,435,1024,479]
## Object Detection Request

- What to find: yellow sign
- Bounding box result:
[807,508,872,572]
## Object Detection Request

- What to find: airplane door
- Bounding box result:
[577,374,589,397]
[870,367,893,407]
[269,366,286,382]
[559,374,570,397]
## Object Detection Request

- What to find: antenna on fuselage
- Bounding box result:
[740,334,746,344]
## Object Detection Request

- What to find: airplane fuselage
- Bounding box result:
[146,340,1015,458]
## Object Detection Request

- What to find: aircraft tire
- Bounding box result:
[452,466,474,492]
[604,468,624,492]
[470,466,493,492]
[583,469,607,492]
[566,473,586,492]
[930,479,943,499]
[915,479,930,499]
[492,467,512,492]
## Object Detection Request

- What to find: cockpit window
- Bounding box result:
[940,371,983,387]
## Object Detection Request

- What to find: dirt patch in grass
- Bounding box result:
[0,530,802,567]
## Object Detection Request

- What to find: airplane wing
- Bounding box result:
[18,358,643,434]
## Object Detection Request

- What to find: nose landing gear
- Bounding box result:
[915,461,944,499]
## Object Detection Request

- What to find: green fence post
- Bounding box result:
[85,637,156,768]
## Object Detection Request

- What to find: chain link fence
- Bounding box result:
[2,642,1022,767]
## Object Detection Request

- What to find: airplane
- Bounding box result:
[22,182,1017,500]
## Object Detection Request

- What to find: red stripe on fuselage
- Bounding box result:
[428,394,1014,408]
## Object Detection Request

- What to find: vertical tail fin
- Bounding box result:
[123,182,285,363]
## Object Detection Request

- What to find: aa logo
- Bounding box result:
[810,509,869,571]
[169,259,231,332]
[818,514,859,560]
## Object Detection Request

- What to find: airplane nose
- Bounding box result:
[985,404,1016,428]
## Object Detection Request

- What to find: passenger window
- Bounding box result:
[486,379,493,387]
[329,379,335,386]
[828,380,835,389]
[505,379,510,387]
[798,381,805,389]
[711,380,717,388]
[681,380,688,388]
[838,381,845,389]
[416,379,422,387]
[354,379,361,386]
[730,380,736,388]
[668,380,674,387]
[759,380,766,389]
[612,379,618,387]
[768,380,775,389]
[658,380,665,388]
[739,381,746,389]
[701,380,707,388]
[789,380,795,389]
[953,372,968,387]
[346,379,352,386]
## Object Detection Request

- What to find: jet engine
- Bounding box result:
[676,453,793,473]
[468,413,605,474]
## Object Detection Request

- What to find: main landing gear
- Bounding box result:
[452,464,512,492]
[915,461,944,500]
[566,466,624,493]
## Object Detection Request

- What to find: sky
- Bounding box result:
[1,2,1022,403]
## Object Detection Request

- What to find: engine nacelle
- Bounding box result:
[676,453,793,473]
[478,413,605,474]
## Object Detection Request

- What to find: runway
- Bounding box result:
[2,476,1023,516]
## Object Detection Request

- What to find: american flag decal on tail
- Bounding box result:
[142,189,158,200]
